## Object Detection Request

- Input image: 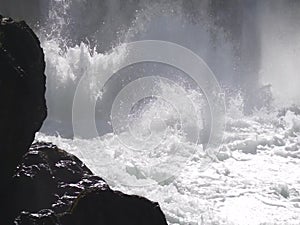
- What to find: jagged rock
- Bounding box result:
[62,189,167,225]
[12,142,107,216]
[0,15,47,223]
[0,15,47,181]
[14,209,60,225]
[13,142,168,225]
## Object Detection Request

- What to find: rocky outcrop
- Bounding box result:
[0,15,47,181]
[62,188,167,225]
[0,15,47,224]
[12,142,98,215]
[13,142,168,225]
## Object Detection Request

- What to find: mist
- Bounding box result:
[260,1,300,106]
[1,0,299,132]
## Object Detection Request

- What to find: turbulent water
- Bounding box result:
[4,0,299,224]
[36,99,300,224]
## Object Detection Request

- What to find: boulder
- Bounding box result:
[62,188,167,225]
[0,15,47,181]
[13,142,168,225]
[12,142,103,216]
[0,15,47,223]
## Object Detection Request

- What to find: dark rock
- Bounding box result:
[14,209,60,225]
[12,142,106,216]
[0,15,47,181]
[62,188,168,225]
[0,15,47,223]
[13,142,168,225]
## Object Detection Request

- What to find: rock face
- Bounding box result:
[62,189,167,225]
[0,15,47,224]
[0,15,47,181]
[13,143,168,225]
[13,142,107,216]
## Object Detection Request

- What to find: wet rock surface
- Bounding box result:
[12,142,104,216]
[0,15,47,223]
[15,209,60,225]
[0,15,47,181]
[13,142,168,225]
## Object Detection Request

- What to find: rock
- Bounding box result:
[12,142,102,217]
[0,15,47,181]
[13,142,168,225]
[0,15,47,223]
[62,189,167,225]
[14,209,60,225]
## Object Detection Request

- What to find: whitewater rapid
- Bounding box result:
[36,78,300,224]
[36,109,300,225]
[31,1,300,224]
